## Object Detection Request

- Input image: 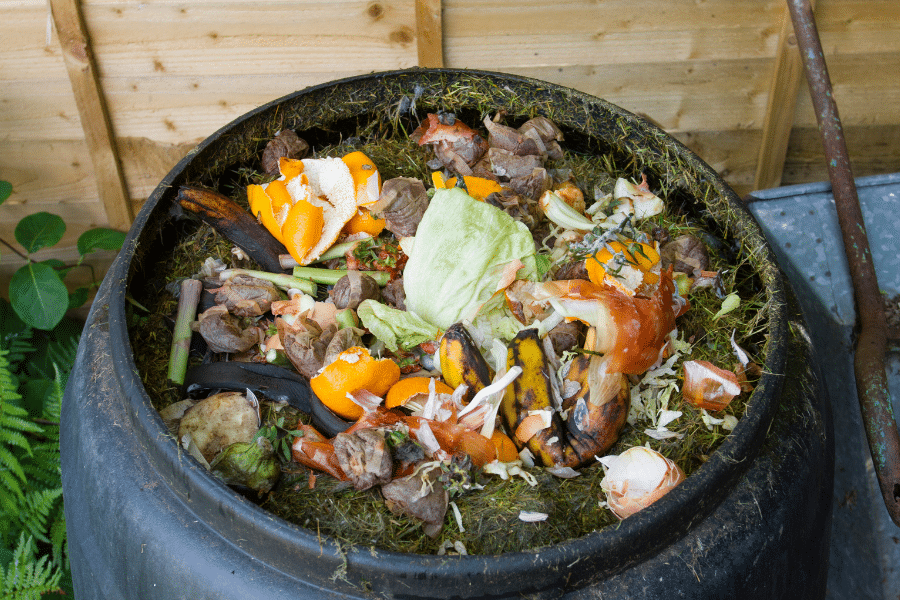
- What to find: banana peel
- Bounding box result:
[500,328,628,468]
[176,186,288,273]
[438,323,493,403]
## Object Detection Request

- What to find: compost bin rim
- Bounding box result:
[106,68,787,582]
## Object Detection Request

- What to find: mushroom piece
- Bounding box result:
[333,428,393,491]
[197,305,264,354]
[331,271,381,310]
[380,464,449,538]
[211,274,281,317]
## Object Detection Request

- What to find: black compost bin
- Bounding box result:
[62,69,833,600]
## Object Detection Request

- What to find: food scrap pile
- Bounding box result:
[152,110,764,554]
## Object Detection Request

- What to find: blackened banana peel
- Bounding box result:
[501,328,628,468]
[176,186,288,274]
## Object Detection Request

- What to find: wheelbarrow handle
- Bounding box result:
[787,0,900,527]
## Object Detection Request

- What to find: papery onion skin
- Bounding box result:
[600,446,685,519]
[550,270,677,375]
[682,360,742,411]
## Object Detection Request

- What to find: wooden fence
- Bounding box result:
[2,0,898,296]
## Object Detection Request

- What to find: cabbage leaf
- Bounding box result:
[357,299,441,352]
[402,188,538,329]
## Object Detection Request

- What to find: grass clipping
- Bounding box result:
[129,79,770,556]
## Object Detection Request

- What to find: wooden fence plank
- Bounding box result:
[49,0,134,230]
[416,0,443,67]
[753,1,811,191]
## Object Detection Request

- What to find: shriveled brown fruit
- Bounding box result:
[197,305,263,354]
[261,130,309,175]
[381,465,449,538]
[660,234,710,278]
[333,429,393,490]
[331,271,381,310]
[278,317,337,379]
[370,177,429,237]
[211,274,281,317]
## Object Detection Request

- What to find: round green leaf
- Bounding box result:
[68,287,90,310]
[0,180,12,205]
[14,212,66,254]
[78,228,126,255]
[9,262,69,330]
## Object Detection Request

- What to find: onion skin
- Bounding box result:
[600,446,685,519]
[550,269,677,375]
[682,360,742,411]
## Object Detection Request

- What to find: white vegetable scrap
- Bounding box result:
[730,329,749,366]
[700,409,739,432]
[627,350,682,437]
[450,501,465,533]
[519,511,549,522]
[483,460,538,487]
[598,446,685,520]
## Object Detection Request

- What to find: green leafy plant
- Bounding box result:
[1,178,112,597]
[0,180,125,330]
[1,300,77,598]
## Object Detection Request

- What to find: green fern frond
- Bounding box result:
[48,507,67,568]
[18,488,63,545]
[0,533,63,599]
[42,366,65,423]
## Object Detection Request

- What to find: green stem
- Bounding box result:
[278,236,372,269]
[292,266,390,287]
[167,279,203,386]
[219,268,316,296]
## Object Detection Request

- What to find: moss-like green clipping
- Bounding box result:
[127,69,785,556]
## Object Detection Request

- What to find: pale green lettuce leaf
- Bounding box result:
[357,299,441,352]
[402,188,538,329]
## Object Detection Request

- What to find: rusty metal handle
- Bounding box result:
[786,0,900,527]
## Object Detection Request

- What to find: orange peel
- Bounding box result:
[248,154,378,265]
[431,171,502,202]
[385,377,455,409]
[286,157,359,264]
[343,207,386,237]
[342,151,381,206]
[309,346,400,420]
[584,240,660,296]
